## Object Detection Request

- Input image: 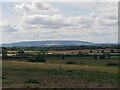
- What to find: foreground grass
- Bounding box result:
[2,60,118,88]
[3,60,118,74]
[47,57,118,67]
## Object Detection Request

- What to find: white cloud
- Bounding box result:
[32,0,54,10]
[89,12,97,18]
[0,21,18,32]
[2,2,118,43]
[15,0,59,13]
[98,18,117,26]
[102,13,118,20]
[21,15,94,29]
[15,3,32,13]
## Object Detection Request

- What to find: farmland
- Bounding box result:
[2,60,118,88]
[1,45,119,88]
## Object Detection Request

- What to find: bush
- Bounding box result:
[80,62,85,65]
[105,62,119,66]
[106,53,111,59]
[24,79,40,84]
[2,50,8,57]
[101,50,104,53]
[99,53,106,59]
[90,50,93,53]
[18,50,24,55]
[94,54,98,59]
[66,69,73,73]
[66,61,76,64]
[111,49,114,53]
[28,56,46,62]
[61,55,65,59]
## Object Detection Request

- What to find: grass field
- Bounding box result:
[2,57,118,88]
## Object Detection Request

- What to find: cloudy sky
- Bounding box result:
[0,0,118,44]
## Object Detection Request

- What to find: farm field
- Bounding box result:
[2,57,118,88]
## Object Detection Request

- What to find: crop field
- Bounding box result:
[47,49,119,55]
[2,57,118,88]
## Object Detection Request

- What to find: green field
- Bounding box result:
[2,57,118,88]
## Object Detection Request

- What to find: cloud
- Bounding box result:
[15,0,59,13]
[89,12,97,18]
[15,3,32,13]
[21,15,94,29]
[102,13,117,20]
[0,21,18,32]
[98,18,117,26]
[2,2,118,43]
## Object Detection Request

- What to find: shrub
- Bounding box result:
[66,61,76,64]
[78,51,81,54]
[101,50,104,53]
[2,76,6,79]
[105,62,119,66]
[61,55,65,59]
[28,55,46,62]
[106,53,111,59]
[99,53,106,59]
[111,49,114,53]
[80,62,85,65]
[90,50,93,53]
[94,54,98,59]
[18,49,24,55]
[2,50,8,57]
[24,79,40,84]
[66,69,73,73]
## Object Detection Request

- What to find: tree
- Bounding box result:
[37,50,47,55]
[99,53,106,59]
[94,54,98,59]
[61,55,65,59]
[35,55,46,62]
[106,53,111,59]
[101,50,104,53]
[2,47,7,50]
[90,50,93,53]
[97,50,99,53]
[111,49,114,53]
[78,51,81,54]
[29,56,46,62]
[78,51,83,56]
[2,50,8,57]
[29,50,47,62]
[18,49,24,55]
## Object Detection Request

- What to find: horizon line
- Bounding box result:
[1,40,118,45]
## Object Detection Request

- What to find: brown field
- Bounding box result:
[7,49,119,55]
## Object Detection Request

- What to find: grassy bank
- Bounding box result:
[2,60,118,88]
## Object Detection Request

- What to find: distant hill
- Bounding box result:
[1,40,95,47]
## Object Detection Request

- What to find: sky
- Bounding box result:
[0,0,118,44]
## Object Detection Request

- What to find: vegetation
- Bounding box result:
[2,60,118,88]
[1,46,119,88]
[28,56,46,62]
[18,49,24,55]
[61,55,65,59]
[66,61,76,64]
[24,79,40,84]
[105,62,119,66]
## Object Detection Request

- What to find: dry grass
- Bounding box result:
[3,60,118,74]
[2,60,118,88]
